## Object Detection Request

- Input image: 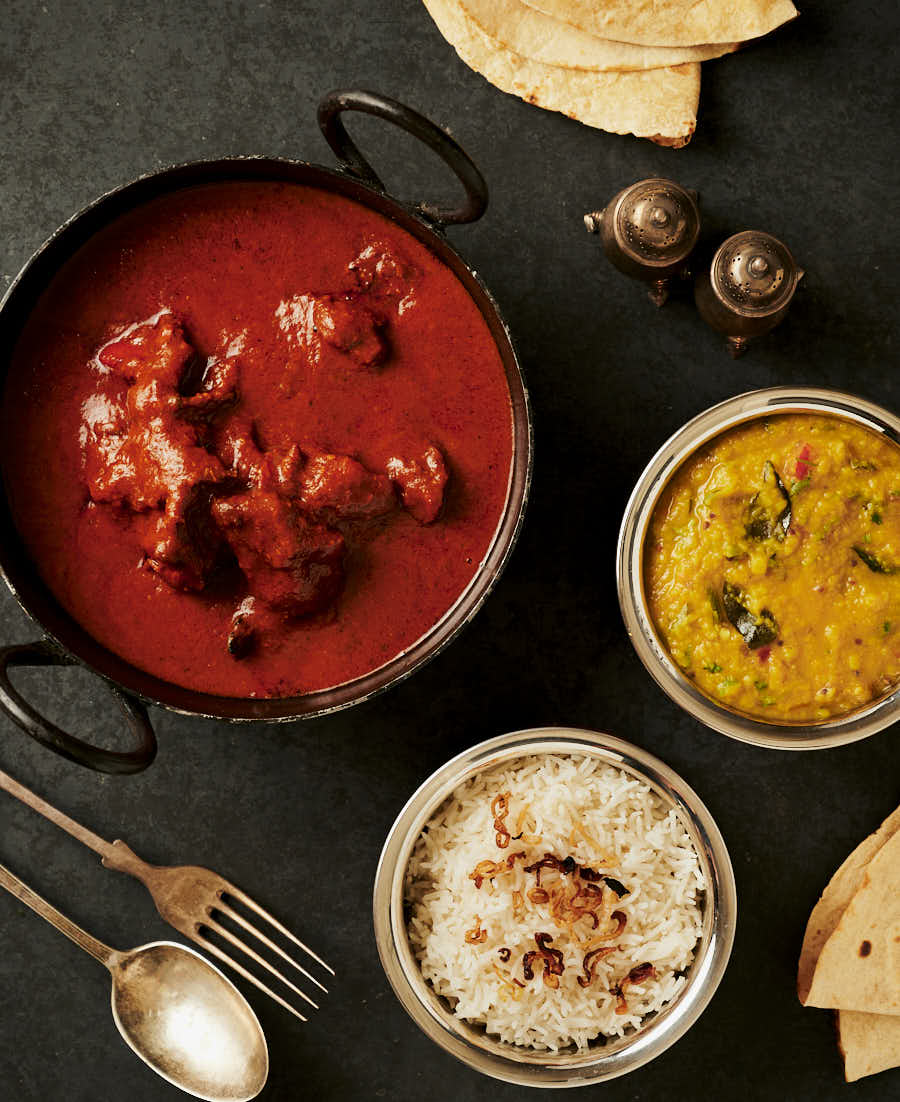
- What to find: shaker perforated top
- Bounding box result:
[615,178,700,267]
[711,231,801,316]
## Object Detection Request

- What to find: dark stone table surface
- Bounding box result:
[0,1,897,1099]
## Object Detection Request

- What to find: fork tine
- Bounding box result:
[216,901,328,994]
[204,916,320,1010]
[196,933,308,1022]
[222,883,335,976]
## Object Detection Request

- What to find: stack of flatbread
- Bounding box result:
[422,0,798,146]
[798,805,900,1082]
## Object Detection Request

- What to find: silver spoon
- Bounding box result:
[0,861,268,1101]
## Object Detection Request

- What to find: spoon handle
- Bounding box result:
[0,766,116,860]
[0,861,114,966]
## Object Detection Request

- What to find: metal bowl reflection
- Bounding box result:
[617,387,900,750]
[373,728,736,1087]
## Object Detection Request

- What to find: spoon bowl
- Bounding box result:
[110,941,269,1102]
[0,862,268,1100]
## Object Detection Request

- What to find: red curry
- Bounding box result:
[1,182,513,698]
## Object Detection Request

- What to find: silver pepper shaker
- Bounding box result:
[694,231,804,357]
[584,178,700,306]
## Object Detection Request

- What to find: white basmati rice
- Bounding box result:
[405,754,706,1051]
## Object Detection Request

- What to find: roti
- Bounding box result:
[423,0,700,145]
[799,805,900,1080]
[521,0,798,47]
[803,824,900,1015]
[838,1011,900,1083]
[798,805,900,1002]
[460,0,737,71]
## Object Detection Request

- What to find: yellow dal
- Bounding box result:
[645,414,900,722]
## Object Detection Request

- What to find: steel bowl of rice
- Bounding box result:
[372,728,736,1086]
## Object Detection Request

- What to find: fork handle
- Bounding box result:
[100,839,158,882]
[0,766,157,883]
[0,766,116,861]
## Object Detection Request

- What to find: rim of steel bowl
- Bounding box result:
[373,728,737,1087]
[0,90,533,772]
[617,386,900,751]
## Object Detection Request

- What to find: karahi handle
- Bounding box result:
[317,88,488,229]
[0,640,156,774]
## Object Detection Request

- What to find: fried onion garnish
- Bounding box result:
[522,932,565,989]
[613,962,658,1013]
[491,792,512,849]
[468,851,526,889]
[464,915,488,944]
[577,945,617,988]
[521,852,626,936]
[597,910,627,941]
[468,859,504,889]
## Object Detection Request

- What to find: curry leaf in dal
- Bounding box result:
[853,545,897,575]
[745,460,792,542]
[722,581,779,649]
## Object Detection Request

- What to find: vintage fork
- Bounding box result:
[0,765,332,1020]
